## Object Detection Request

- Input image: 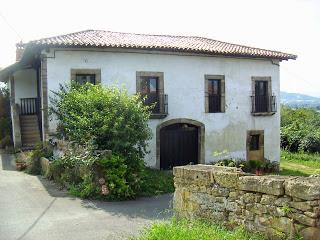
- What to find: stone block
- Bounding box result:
[239,176,287,196]
[173,165,215,186]
[304,211,318,219]
[285,177,320,200]
[289,212,317,227]
[228,191,238,200]
[300,227,320,240]
[209,184,230,197]
[213,171,244,189]
[251,203,267,215]
[240,192,261,203]
[260,194,278,205]
[270,217,294,234]
[290,201,312,212]
[274,196,291,206]
[256,215,272,226]
[40,157,51,177]
[242,209,254,220]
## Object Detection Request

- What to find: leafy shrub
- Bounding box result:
[49,83,153,199]
[214,158,279,174]
[50,144,145,200]
[299,132,320,153]
[140,168,174,196]
[50,82,152,157]
[0,85,12,148]
[281,106,320,153]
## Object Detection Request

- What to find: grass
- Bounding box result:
[280,150,320,176]
[131,219,265,240]
[140,168,174,197]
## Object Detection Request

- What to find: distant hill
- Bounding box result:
[281,91,320,109]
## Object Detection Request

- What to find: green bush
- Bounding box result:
[299,132,320,153]
[0,85,12,148]
[50,83,153,200]
[50,83,151,199]
[140,168,174,196]
[50,144,145,200]
[50,82,152,157]
[281,106,320,153]
[214,159,279,174]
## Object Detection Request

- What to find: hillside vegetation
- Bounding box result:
[281,106,320,153]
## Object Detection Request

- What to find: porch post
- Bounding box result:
[40,57,49,142]
[9,75,22,149]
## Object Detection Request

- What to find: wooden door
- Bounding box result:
[160,124,198,170]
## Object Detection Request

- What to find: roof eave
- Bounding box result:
[29,43,298,61]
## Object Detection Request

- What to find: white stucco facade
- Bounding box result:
[43,48,280,167]
[13,69,37,104]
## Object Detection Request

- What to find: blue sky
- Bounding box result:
[0,0,319,96]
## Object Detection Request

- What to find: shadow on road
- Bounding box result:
[80,194,173,220]
[36,174,173,220]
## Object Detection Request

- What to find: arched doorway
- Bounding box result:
[156,119,205,170]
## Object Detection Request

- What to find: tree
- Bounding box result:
[0,83,12,148]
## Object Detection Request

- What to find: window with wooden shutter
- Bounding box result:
[204,75,225,113]
[136,71,168,118]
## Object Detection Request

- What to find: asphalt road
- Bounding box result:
[0,151,172,240]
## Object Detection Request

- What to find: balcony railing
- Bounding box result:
[251,95,277,114]
[208,95,221,113]
[142,93,168,117]
[20,98,39,115]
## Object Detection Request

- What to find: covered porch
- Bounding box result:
[0,45,47,149]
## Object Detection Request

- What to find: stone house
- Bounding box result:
[0,30,296,169]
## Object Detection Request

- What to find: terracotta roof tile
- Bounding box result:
[27,30,296,60]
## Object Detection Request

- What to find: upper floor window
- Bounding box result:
[205,75,225,113]
[70,69,101,85]
[251,76,276,115]
[136,71,168,118]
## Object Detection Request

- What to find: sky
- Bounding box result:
[0,0,319,96]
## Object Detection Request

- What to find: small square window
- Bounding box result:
[250,134,260,151]
[75,74,96,85]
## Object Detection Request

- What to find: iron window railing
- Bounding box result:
[251,95,277,114]
[142,93,168,115]
[20,98,39,115]
[208,95,221,113]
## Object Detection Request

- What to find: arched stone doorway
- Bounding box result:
[156,118,205,169]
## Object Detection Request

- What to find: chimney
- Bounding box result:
[16,42,25,62]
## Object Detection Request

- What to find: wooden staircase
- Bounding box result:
[20,115,41,149]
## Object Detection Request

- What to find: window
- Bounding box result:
[205,75,225,113]
[140,76,159,94]
[208,79,221,112]
[136,71,167,117]
[247,130,264,161]
[75,74,96,85]
[251,76,276,114]
[70,69,101,85]
[249,134,260,150]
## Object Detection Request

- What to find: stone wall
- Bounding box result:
[173,165,320,240]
